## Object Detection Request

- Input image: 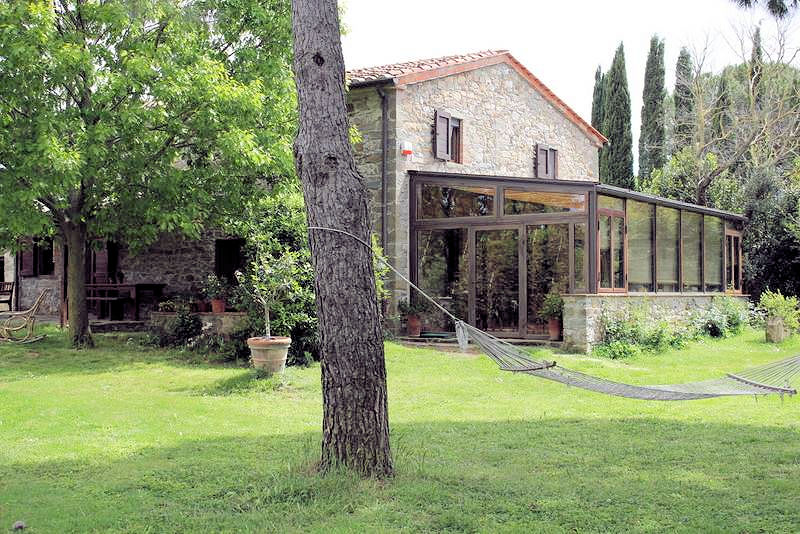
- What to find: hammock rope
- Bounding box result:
[308,226,800,401]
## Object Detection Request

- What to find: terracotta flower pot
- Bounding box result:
[547,318,562,341]
[406,314,422,337]
[197,300,211,313]
[210,299,226,313]
[247,336,291,374]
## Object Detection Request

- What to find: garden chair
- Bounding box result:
[0,288,51,343]
[0,282,14,311]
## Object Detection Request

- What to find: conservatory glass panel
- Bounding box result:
[599,195,624,211]
[504,190,586,215]
[574,223,587,290]
[656,206,680,292]
[627,201,654,292]
[417,184,495,219]
[682,211,703,292]
[475,229,519,334]
[416,229,469,331]
[526,224,569,335]
[704,216,724,292]
[613,217,625,289]
[599,215,612,289]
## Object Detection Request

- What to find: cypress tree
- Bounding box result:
[750,26,763,110]
[600,43,634,188]
[674,47,694,151]
[638,35,666,179]
[591,66,605,131]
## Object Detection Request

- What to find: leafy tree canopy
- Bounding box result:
[0,0,294,346]
[0,0,294,250]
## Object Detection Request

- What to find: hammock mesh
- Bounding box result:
[309,225,800,401]
[457,321,799,401]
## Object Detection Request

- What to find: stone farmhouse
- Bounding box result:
[346,50,745,352]
[4,49,746,352]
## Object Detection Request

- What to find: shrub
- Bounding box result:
[593,341,641,360]
[149,310,203,347]
[595,297,747,358]
[758,289,800,330]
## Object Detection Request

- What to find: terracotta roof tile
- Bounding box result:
[346,50,508,85]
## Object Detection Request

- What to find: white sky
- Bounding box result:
[341,0,799,171]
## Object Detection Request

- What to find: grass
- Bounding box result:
[1,327,799,533]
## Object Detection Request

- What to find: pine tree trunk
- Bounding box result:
[291,0,393,477]
[63,222,94,348]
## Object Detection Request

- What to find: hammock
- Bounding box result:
[309,226,800,401]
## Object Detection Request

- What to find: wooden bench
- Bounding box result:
[0,282,14,311]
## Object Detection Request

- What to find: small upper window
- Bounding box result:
[434,110,463,163]
[535,143,558,179]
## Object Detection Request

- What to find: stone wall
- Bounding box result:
[347,86,397,245]
[396,62,600,182]
[562,294,749,353]
[18,245,63,315]
[119,229,229,297]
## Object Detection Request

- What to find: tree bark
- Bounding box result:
[63,221,94,348]
[291,0,393,477]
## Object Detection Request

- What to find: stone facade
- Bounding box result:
[120,230,228,297]
[17,245,63,315]
[14,229,238,318]
[348,61,601,305]
[562,294,750,353]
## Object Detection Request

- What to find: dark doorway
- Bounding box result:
[215,239,246,284]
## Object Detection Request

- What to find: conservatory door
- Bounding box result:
[473,227,521,335]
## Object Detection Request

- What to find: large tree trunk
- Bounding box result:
[63,222,93,348]
[291,0,393,477]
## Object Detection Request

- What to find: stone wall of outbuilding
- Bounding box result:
[17,245,63,316]
[118,230,225,297]
[562,294,750,354]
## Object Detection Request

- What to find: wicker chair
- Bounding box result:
[0,288,51,343]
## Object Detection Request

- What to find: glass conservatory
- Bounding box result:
[408,171,745,339]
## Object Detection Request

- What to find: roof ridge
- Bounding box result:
[346,50,508,80]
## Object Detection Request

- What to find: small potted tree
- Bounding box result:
[203,274,229,313]
[539,288,564,341]
[236,247,302,374]
[398,297,429,337]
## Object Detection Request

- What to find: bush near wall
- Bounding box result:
[594,297,748,359]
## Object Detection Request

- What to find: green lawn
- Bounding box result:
[1,328,799,533]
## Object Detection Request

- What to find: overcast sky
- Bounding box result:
[341,0,799,170]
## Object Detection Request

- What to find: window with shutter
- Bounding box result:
[19,238,35,277]
[535,144,559,179]
[434,110,451,160]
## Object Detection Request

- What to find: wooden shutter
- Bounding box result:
[92,242,109,283]
[434,110,451,160]
[535,144,558,179]
[548,148,558,179]
[535,144,549,178]
[19,237,35,277]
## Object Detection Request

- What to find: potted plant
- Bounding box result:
[539,289,564,341]
[235,248,302,374]
[202,274,229,313]
[398,298,429,337]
